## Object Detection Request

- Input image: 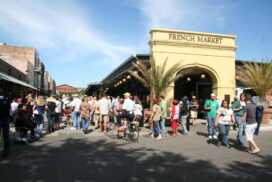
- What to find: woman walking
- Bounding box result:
[215,100,236,147]
[80,96,91,134]
[33,96,46,137]
[149,98,162,140]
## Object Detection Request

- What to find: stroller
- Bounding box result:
[15,105,38,144]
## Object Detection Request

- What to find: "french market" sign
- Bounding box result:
[169,33,223,44]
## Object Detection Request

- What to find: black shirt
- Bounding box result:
[244,103,257,125]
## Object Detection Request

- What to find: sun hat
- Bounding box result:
[123,92,131,96]
[46,96,56,103]
[192,96,196,99]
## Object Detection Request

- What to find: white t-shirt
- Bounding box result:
[55,100,62,113]
[11,102,18,112]
[173,105,180,120]
[134,104,143,116]
[217,108,233,125]
[122,98,135,113]
[71,98,82,112]
[98,97,111,115]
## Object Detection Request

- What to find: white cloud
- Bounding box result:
[128,0,226,31]
[0,0,134,65]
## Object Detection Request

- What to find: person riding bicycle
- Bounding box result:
[116,92,135,128]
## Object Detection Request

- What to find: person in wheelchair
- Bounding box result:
[116,93,135,129]
[15,99,36,140]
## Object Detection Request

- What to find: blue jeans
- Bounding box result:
[180,115,188,134]
[153,120,160,135]
[81,118,90,132]
[116,112,133,127]
[217,124,231,146]
[47,111,55,132]
[236,116,245,145]
[160,117,166,136]
[36,114,44,137]
[0,117,10,154]
[207,116,216,136]
[72,111,81,129]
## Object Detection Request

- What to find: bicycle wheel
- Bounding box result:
[107,121,119,139]
[126,122,140,142]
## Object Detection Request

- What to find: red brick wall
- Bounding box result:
[56,85,79,92]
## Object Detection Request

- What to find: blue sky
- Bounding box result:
[0,0,271,87]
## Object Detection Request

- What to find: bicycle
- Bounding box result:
[108,118,140,143]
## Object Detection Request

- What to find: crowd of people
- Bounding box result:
[0,91,262,157]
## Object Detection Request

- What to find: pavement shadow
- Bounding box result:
[0,138,271,182]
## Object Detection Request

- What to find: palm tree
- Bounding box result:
[129,56,190,99]
[236,61,272,102]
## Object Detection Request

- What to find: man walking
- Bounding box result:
[204,93,219,139]
[243,94,260,154]
[159,96,167,137]
[98,94,111,134]
[71,94,82,130]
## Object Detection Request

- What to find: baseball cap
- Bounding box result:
[172,100,178,104]
[211,93,216,97]
[152,98,159,103]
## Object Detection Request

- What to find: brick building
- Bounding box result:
[56,84,82,95]
[0,42,56,97]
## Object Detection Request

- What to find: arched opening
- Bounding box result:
[174,67,218,118]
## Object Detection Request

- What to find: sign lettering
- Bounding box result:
[169,33,223,44]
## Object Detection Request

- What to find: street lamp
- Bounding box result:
[127,75,131,79]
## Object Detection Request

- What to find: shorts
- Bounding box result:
[93,114,100,121]
[171,119,178,130]
[245,123,257,141]
[190,111,198,118]
[100,114,109,123]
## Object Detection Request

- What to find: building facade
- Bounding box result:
[86,29,239,105]
[0,43,56,97]
[56,84,82,95]
[150,29,237,103]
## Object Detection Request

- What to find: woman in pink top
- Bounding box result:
[114,98,123,116]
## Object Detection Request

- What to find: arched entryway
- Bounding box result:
[174,68,217,100]
[174,67,219,118]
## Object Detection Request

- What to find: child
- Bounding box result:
[171,100,179,136]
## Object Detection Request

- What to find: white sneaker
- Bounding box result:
[208,135,212,139]
[213,135,217,139]
[156,135,163,140]
[71,127,76,130]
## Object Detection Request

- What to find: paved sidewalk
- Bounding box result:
[1,120,272,182]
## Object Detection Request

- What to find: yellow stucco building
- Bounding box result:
[149,29,237,103]
[86,28,238,107]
